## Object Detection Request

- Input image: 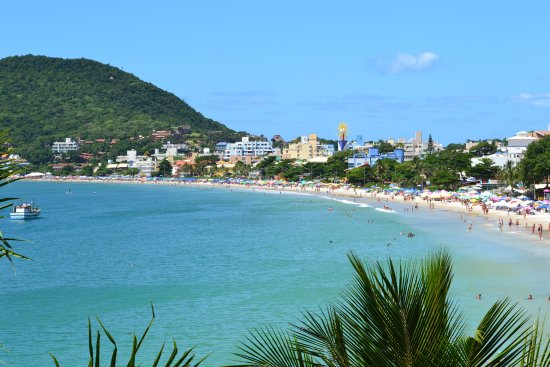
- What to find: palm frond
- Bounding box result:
[49,306,207,366]
[462,298,529,366]
[519,317,550,367]
[233,327,317,367]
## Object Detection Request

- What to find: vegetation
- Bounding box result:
[249,148,477,190]
[233,250,550,367]
[467,158,500,182]
[427,133,434,154]
[469,141,498,157]
[445,143,466,152]
[0,55,244,163]
[50,305,208,367]
[154,159,174,177]
[0,131,29,267]
[519,135,550,187]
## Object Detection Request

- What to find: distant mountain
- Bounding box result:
[0,55,241,159]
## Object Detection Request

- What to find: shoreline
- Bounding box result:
[19,176,550,243]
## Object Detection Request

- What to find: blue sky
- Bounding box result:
[2,1,550,144]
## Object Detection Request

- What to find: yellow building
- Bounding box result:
[282,133,334,161]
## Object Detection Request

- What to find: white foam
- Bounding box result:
[375,208,397,214]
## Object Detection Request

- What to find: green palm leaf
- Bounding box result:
[231,250,549,367]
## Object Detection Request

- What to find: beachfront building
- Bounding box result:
[471,130,547,168]
[347,147,405,169]
[51,138,79,153]
[116,150,156,176]
[398,131,443,160]
[282,133,335,161]
[223,136,275,160]
[153,142,189,161]
[215,142,228,154]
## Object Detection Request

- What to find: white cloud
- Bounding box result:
[387,52,439,74]
[514,93,550,108]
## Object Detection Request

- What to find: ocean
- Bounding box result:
[0,181,548,366]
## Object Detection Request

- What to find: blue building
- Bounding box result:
[347,147,404,169]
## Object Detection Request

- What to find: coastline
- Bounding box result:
[19,176,550,243]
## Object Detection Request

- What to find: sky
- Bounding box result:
[2,1,550,145]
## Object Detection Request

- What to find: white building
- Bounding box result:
[223,137,275,160]
[116,150,156,176]
[471,131,541,168]
[52,138,79,153]
[153,142,189,161]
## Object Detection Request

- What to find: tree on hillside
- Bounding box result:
[0,55,242,164]
[233,250,550,367]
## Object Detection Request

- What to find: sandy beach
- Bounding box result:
[21,176,550,243]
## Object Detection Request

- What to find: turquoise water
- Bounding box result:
[0,182,548,366]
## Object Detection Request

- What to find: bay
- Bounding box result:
[0,181,548,366]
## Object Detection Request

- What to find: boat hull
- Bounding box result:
[10,212,40,220]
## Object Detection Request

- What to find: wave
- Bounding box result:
[375,208,397,214]
[328,198,373,208]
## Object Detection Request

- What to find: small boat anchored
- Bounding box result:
[10,202,41,220]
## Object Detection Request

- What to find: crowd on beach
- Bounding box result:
[21,175,550,241]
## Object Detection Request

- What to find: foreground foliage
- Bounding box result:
[0,131,29,267]
[232,251,549,367]
[50,305,208,367]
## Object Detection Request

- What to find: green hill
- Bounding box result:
[0,55,242,162]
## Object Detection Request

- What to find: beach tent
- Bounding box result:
[25,172,45,177]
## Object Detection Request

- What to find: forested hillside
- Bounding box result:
[0,55,242,161]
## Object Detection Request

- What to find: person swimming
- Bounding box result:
[476,294,482,300]
[528,294,533,300]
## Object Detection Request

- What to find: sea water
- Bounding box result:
[0,182,548,366]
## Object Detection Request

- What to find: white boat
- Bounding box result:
[10,203,41,220]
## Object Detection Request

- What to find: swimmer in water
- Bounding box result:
[476,294,482,300]
[528,294,533,300]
